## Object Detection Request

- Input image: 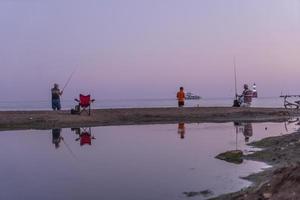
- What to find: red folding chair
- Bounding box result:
[75,94,95,115]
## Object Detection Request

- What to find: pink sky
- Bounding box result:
[1,0,300,101]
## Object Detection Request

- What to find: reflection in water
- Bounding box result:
[52,128,63,149]
[72,127,96,146]
[243,123,253,143]
[234,122,253,143]
[1,122,295,200]
[177,123,185,139]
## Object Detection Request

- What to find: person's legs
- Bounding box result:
[52,100,57,110]
[57,100,61,110]
[52,99,61,110]
[241,103,251,107]
[178,101,184,107]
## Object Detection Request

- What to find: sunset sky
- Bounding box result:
[1,0,300,101]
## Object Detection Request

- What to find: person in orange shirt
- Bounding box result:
[177,87,185,107]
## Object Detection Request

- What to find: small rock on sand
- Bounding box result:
[215,150,243,164]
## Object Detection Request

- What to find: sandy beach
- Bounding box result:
[0,107,299,130]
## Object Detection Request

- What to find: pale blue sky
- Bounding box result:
[1,0,300,101]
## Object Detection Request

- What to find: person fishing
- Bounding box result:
[51,83,63,110]
[238,84,253,107]
[177,87,185,107]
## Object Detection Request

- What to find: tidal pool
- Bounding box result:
[0,121,298,200]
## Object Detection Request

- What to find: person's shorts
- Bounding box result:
[178,101,184,107]
[52,99,61,110]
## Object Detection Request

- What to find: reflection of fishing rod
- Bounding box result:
[235,125,238,150]
[62,138,77,159]
[62,67,79,92]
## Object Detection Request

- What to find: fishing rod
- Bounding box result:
[234,57,237,99]
[62,66,79,92]
[232,57,240,107]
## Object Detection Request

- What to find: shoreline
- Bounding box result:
[213,128,300,199]
[0,107,299,131]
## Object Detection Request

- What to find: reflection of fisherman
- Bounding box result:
[52,128,63,149]
[243,123,253,142]
[178,122,185,139]
[233,122,253,143]
[238,84,253,107]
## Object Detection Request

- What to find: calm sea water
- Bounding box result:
[0,97,289,111]
[0,121,298,200]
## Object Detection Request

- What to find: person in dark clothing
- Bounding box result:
[51,83,63,110]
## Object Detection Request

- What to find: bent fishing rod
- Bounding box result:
[62,66,79,93]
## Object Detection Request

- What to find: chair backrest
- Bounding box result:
[79,94,91,107]
[80,132,92,146]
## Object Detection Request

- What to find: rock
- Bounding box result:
[200,189,214,197]
[183,191,201,197]
[183,189,214,197]
[215,150,243,164]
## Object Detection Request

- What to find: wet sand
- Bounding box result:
[214,127,300,200]
[0,107,299,130]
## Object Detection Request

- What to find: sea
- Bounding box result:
[0,97,291,111]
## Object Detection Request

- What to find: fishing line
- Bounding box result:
[62,138,77,160]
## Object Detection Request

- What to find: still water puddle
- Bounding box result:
[0,121,298,200]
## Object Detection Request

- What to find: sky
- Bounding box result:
[1,0,300,101]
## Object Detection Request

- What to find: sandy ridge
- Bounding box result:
[0,107,299,130]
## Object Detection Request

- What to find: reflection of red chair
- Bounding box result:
[80,132,92,146]
[75,94,95,115]
[73,127,96,146]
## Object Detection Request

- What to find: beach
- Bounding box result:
[0,107,299,130]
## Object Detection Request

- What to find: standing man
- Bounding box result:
[239,84,253,107]
[177,87,185,107]
[51,83,63,110]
